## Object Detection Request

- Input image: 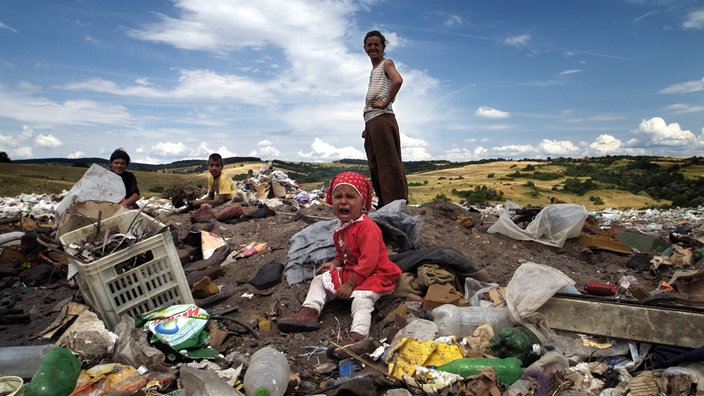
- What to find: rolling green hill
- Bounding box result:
[2,156,703,210]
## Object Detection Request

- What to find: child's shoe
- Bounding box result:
[277,307,320,332]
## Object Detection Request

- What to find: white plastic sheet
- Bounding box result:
[487,201,588,248]
[55,164,125,224]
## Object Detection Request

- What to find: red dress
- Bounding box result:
[322,214,401,295]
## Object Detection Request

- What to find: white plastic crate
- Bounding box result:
[59,211,194,329]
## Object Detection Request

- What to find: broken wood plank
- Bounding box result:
[537,294,704,348]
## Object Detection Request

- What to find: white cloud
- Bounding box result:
[0,125,34,159]
[491,144,537,157]
[152,142,191,156]
[127,0,365,99]
[683,9,704,29]
[504,34,530,46]
[442,14,464,27]
[538,139,580,155]
[633,11,658,23]
[665,103,704,114]
[249,140,280,159]
[475,106,510,119]
[189,142,237,159]
[659,79,704,94]
[11,146,33,158]
[135,78,152,86]
[0,88,132,126]
[559,69,583,75]
[444,146,487,161]
[297,137,365,160]
[0,22,18,34]
[400,133,431,161]
[35,133,62,148]
[590,134,622,154]
[635,117,698,146]
[67,151,85,159]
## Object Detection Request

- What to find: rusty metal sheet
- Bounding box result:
[537,294,704,348]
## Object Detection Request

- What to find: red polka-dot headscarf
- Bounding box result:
[325,171,374,212]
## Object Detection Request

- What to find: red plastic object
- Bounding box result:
[584,281,618,296]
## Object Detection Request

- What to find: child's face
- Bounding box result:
[208,159,223,178]
[331,184,364,223]
[110,158,127,174]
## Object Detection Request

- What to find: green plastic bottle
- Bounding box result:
[489,326,541,366]
[24,347,81,396]
[435,357,523,385]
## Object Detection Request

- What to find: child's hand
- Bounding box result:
[319,260,337,273]
[335,283,354,300]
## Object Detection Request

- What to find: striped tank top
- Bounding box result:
[364,59,395,122]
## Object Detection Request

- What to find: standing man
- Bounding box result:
[362,30,408,208]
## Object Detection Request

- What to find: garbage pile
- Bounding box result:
[226,162,325,212]
[3,165,704,395]
[2,257,703,395]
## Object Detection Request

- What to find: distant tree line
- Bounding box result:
[8,152,704,207]
[552,156,704,207]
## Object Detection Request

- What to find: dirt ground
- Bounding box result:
[0,199,679,393]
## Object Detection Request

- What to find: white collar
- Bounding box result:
[334,213,366,232]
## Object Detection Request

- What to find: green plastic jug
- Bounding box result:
[24,347,81,396]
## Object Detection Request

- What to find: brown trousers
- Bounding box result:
[363,114,408,207]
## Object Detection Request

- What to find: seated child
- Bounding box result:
[277,171,401,344]
[190,153,235,209]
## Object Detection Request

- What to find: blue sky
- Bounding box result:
[1,0,703,164]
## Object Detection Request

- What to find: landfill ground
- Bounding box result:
[0,198,700,394]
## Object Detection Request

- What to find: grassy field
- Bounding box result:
[0,159,696,210]
[0,163,197,199]
[404,160,662,209]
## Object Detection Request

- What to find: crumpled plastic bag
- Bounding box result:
[505,262,575,342]
[487,201,587,248]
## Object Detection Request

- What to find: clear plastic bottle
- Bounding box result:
[0,344,54,379]
[432,304,514,337]
[243,346,290,396]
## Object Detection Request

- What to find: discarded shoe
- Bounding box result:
[327,333,381,360]
[277,307,320,332]
[190,206,214,223]
[340,332,365,345]
[215,205,244,222]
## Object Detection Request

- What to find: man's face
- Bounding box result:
[208,159,223,178]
